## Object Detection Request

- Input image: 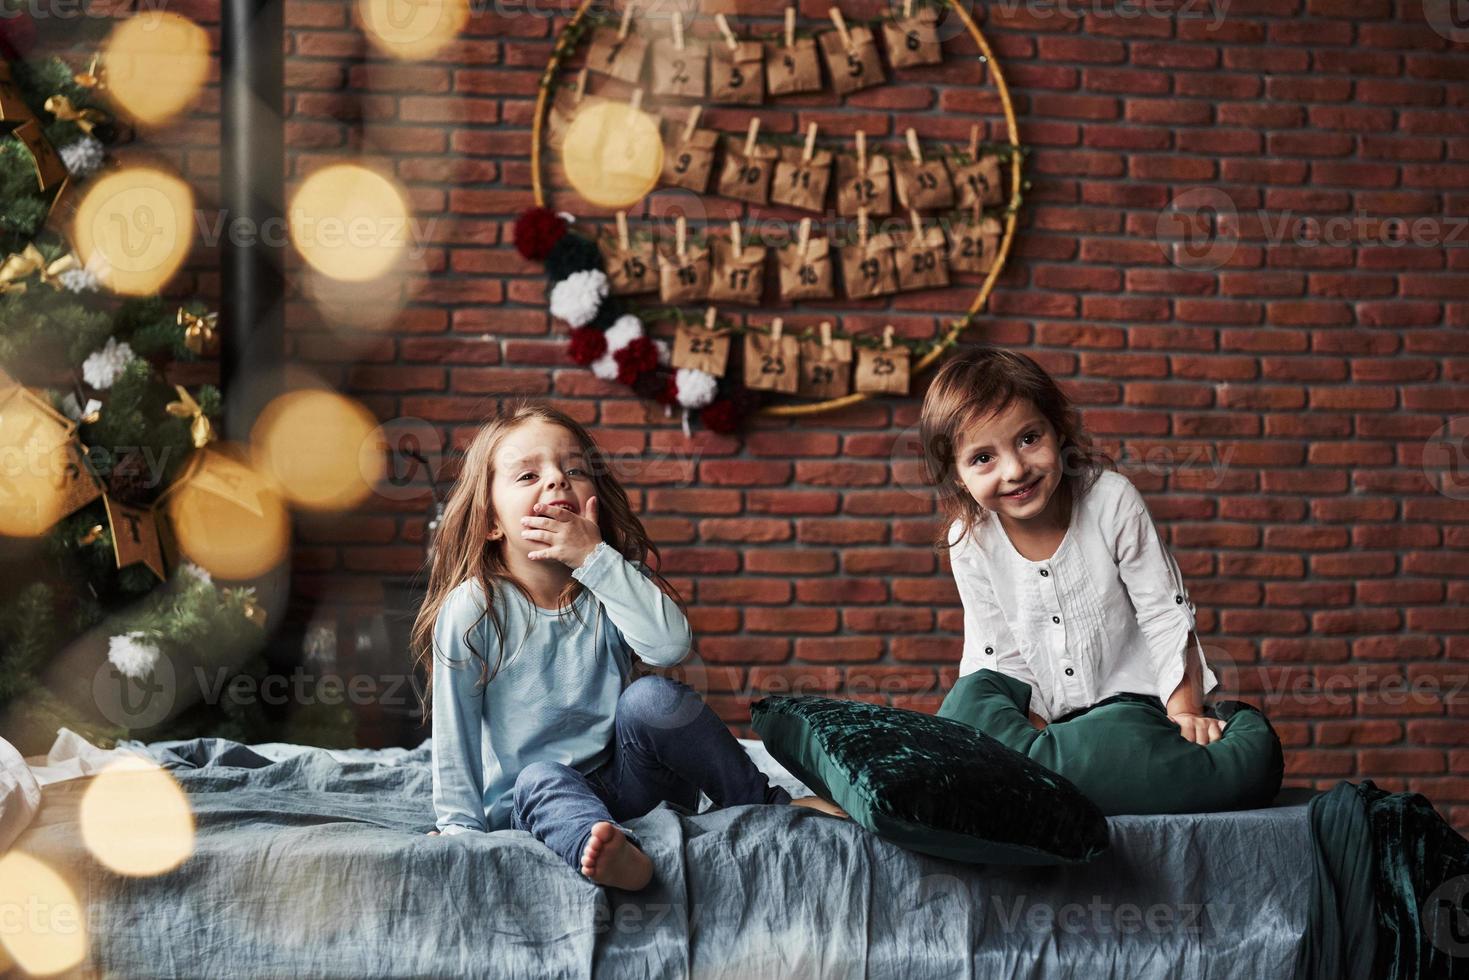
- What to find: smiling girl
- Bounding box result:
[920,347,1224,745]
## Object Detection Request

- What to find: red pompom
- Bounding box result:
[614,337,659,386]
[513,207,568,261]
[567,327,607,366]
[0,12,37,60]
[701,399,740,434]
[657,375,679,407]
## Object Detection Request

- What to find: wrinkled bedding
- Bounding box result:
[4,732,1349,979]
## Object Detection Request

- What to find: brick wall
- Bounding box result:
[148,0,1467,829]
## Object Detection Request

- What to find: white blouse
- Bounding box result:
[948,469,1218,723]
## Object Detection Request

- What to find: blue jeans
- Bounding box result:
[510,675,793,872]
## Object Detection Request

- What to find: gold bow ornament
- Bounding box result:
[0,244,81,295]
[44,94,107,136]
[164,384,217,450]
[178,308,219,356]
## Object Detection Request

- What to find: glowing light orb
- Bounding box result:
[250,389,384,512]
[288,165,412,283]
[0,391,71,538]
[101,13,210,126]
[79,756,196,877]
[0,852,88,974]
[359,0,469,60]
[562,101,663,209]
[72,167,194,296]
[165,447,291,580]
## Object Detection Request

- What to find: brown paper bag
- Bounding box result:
[894,155,954,211]
[855,342,910,395]
[798,336,854,399]
[708,238,767,305]
[836,153,892,217]
[765,37,822,95]
[948,215,1003,275]
[672,322,732,376]
[953,154,1003,208]
[661,125,719,192]
[841,231,899,300]
[716,136,778,205]
[650,38,708,99]
[895,224,950,291]
[658,243,712,303]
[601,233,659,295]
[882,10,943,70]
[778,236,834,301]
[771,145,833,213]
[819,25,885,95]
[587,25,648,84]
[744,330,801,394]
[710,40,765,104]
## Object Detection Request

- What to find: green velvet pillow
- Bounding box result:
[937,669,1284,816]
[750,695,1110,865]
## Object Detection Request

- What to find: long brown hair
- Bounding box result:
[919,346,1114,552]
[410,400,681,725]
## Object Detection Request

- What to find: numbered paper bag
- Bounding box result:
[650,37,708,99]
[841,230,899,300]
[717,134,778,205]
[855,338,910,396]
[798,331,853,399]
[672,319,732,376]
[948,215,1002,275]
[710,40,765,104]
[766,38,821,95]
[836,134,892,217]
[882,6,942,70]
[661,117,718,192]
[894,155,954,211]
[587,23,648,84]
[771,142,833,213]
[778,224,834,301]
[896,220,950,291]
[708,235,767,305]
[744,325,801,394]
[953,154,1003,208]
[818,12,884,96]
[658,242,711,303]
[601,233,658,295]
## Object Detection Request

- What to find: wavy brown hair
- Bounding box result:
[410,400,682,725]
[919,346,1114,552]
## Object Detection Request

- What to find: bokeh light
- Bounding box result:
[0,851,88,975]
[358,0,469,60]
[288,165,411,283]
[100,13,210,126]
[164,446,291,580]
[562,101,663,208]
[250,389,385,512]
[0,390,71,538]
[72,167,195,296]
[79,755,195,877]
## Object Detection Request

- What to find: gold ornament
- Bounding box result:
[74,55,105,91]
[79,523,105,546]
[0,244,78,295]
[43,95,106,136]
[178,308,219,356]
[164,385,216,449]
[223,586,268,629]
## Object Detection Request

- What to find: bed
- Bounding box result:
[6,730,1462,979]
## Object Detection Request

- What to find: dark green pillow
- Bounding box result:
[937,669,1285,816]
[750,695,1110,865]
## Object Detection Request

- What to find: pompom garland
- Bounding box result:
[548,270,608,327]
[544,232,603,283]
[674,368,718,409]
[701,399,739,434]
[614,337,659,385]
[567,327,607,365]
[603,314,644,354]
[512,206,568,261]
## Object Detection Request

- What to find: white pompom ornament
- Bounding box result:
[602,314,643,354]
[591,351,621,381]
[674,368,718,409]
[548,270,609,327]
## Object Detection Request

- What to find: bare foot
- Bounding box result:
[580,821,654,891]
[791,796,849,819]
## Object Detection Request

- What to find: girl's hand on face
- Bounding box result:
[522,496,603,568]
[1168,711,1224,746]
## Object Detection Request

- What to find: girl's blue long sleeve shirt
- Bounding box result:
[431,541,692,834]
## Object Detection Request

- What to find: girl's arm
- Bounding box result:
[431,583,490,834]
[949,530,1051,728]
[572,541,692,668]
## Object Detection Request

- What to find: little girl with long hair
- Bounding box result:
[412,400,840,891]
[920,346,1224,745]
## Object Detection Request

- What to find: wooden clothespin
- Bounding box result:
[903,0,913,17]
[716,13,740,51]
[802,122,818,163]
[629,88,644,113]
[730,220,743,259]
[798,217,812,258]
[676,215,688,260]
[858,206,869,245]
[882,324,895,349]
[574,68,589,104]
[618,2,636,40]
[820,321,833,349]
[672,12,685,50]
[617,211,630,250]
[705,306,719,330]
[785,7,796,48]
[906,127,923,164]
[856,130,867,175]
[743,116,761,157]
[771,317,784,342]
[683,105,702,143]
[909,207,923,236]
[828,7,853,49]
[968,124,980,161]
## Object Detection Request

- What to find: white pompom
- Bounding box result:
[675,368,719,409]
[602,314,643,354]
[548,270,608,327]
[654,338,671,367]
[81,337,136,390]
[107,631,160,680]
[591,351,621,381]
[58,136,105,178]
